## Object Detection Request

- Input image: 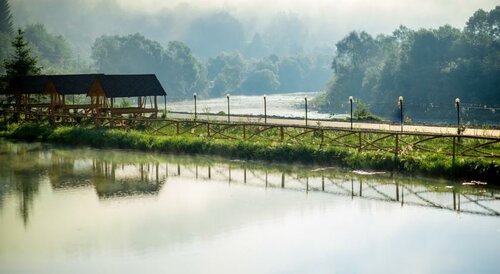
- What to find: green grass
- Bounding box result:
[1,122,498,184]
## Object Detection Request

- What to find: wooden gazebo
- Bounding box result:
[88,74,166,117]
[46,74,103,116]
[6,75,51,118]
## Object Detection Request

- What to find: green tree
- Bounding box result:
[240,69,280,93]
[318,6,500,124]
[91,33,164,73]
[0,0,14,72]
[3,28,41,78]
[24,24,73,70]
[0,0,13,35]
[162,41,205,98]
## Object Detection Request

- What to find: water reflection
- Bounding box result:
[1,140,500,274]
[1,140,498,226]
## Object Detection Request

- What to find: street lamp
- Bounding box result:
[226,94,230,123]
[305,96,308,126]
[398,96,404,132]
[349,96,353,130]
[193,92,197,120]
[263,94,267,124]
[455,98,460,134]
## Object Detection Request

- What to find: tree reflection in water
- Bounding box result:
[0,140,499,227]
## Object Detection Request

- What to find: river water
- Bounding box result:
[167,92,349,120]
[0,140,499,274]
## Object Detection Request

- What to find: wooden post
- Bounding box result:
[453,191,456,210]
[321,176,325,191]
[164,95,167,118]
[395,134,399,158]
[452,136,456,165]
[358,131,362,152]
[280,126,284,142]
[138,96,142,115]
[351,178,354,198]
[396,182,399,202]
[394,134,399,169]
[243,124,246,140]
[154,96,158,111]
[281,173,285,188]
[207,122,210,137]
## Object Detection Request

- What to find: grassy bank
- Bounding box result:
[1,122,498,184]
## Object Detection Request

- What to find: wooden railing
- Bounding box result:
[1,111,499,161]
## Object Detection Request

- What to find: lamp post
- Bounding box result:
[398,96,404,132]
[264,94,267,124]
[305,96,308,126]
[455,98,460,135]
[349,96,353,130]
[226,94,230,123]
[193,92,197,120]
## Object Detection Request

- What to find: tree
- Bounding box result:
[24,24,73,69]
[240,69,280,93]
[3,28,41,78]
[162,41,204,98]
[91,33,164,73]
[318,6,500,124]
[0,0,13,35]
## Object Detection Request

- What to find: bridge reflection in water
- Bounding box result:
[43,151,500,217]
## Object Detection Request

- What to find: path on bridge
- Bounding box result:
[168,112,500,138]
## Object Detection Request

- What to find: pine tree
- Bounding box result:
[0,0,13,35]
[3,28,41,78]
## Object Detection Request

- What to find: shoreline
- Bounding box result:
[1,123,498,184]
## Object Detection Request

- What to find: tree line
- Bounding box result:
[315,6,499,124]
[0,0,331,101]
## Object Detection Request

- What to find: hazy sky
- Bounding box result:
[10,0,499,57]
[112,0,498,29]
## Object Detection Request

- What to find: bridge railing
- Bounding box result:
[2,112,499,161]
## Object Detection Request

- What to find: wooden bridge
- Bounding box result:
[2,110,498,163]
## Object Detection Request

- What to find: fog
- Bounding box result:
[10,0,498,58]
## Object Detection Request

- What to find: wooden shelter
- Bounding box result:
[88,74,166,117]
[45,74,103,115]
[4,75,51,117]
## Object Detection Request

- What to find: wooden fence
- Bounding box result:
[3,112,498,162]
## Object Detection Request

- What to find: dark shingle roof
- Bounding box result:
[5,75,50,94]
[50,74,103,95]
[98,74,166,98]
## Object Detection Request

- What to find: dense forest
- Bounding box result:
[90,34,331,99]
[0,0,332,100]
[1,0,499,123]
[315,6,499,123]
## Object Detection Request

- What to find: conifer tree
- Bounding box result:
[3,28,41,78]
[0,0,13,35]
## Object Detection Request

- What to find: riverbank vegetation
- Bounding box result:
[315,6,500,124]
[1,122,498,184]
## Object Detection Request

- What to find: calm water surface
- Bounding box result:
[0,140,499,274]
